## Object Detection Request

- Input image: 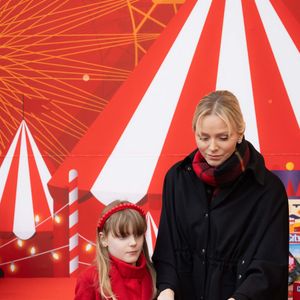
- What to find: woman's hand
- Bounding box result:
[157,288,175,300]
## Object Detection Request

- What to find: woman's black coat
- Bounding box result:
[152,142,289,300]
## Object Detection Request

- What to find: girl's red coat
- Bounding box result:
[75,254,153,300]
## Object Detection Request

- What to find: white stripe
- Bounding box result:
[69,233,78,251]
[0,123,22,204]
[69,188,78,205]
[13,123,35,240]
[25,121,54,216]
[216,0,260,150]
[91,0,212,204]
[255,0,300,126]
[145,213,154,257]
[69,256,79,274]
[69,210,78,228]
[69,169,78,182]
[145,212,159,258]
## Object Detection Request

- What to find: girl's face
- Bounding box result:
[195,114,240,167]
[101,230,144,265]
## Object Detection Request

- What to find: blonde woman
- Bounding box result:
[153,90,288,300]
[75,200,156,300]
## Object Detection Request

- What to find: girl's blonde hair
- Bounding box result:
[95,200,156,299]
[192,90,245,136]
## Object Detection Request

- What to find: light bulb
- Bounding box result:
[17,239,24,247]
[52,252,60,260]
[85,243,92,252]
[30,247,36,255]
[10,263,16,272]
[54,215,61,224]
[35,215,40,224]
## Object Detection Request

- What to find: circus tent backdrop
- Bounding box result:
[0,0,299,278]
[0,120,56,277]
[47,0,299,275]
[0,120,54,240]
[49,0,299,206]
[0,1,183,277]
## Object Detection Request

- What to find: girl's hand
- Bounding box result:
[157,288,175,300]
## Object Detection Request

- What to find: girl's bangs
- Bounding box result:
[106,209,146,237]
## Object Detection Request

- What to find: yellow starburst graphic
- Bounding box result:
[0,0,182,167]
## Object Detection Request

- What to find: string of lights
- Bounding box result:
[0,202,70,249]
[79,261,92,266]
[0,245,68,266]
[0,172,95,274]
[0,244,69,273]
[0,231,96,274]
[79,234,96,246]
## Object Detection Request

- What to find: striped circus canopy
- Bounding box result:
[145,212,158,256]
[49,0,300,207]
[0,120,54,240]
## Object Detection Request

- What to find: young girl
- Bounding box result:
[75,200,156,300]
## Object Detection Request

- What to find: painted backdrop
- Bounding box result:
[0,0,299,278]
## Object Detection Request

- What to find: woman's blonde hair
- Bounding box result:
[192,90,245,136]
[95,200,156,299]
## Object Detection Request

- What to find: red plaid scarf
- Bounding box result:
[192,139,250,187]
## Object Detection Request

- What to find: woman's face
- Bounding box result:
[195,114,240,167]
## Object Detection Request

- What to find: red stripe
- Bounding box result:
[69,177,78,192]
[69,202,78,216]
[270,0,300,51]
[69,247,79,260]
[26,131,52,232]
[69,224,78,236]
[242,0,300,170]
[48,0,198,195]
[148,0,226,203]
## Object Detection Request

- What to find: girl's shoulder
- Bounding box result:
[75,265,100,300]
[77,265,98,283]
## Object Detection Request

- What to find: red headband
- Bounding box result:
[97,203,146,232]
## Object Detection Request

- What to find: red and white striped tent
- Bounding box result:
[49,0,299,220]
[0,120,53,240]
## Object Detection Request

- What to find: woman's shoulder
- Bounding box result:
[166,149,197,176]
[246,142,286,190]
[264,169,287,194]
